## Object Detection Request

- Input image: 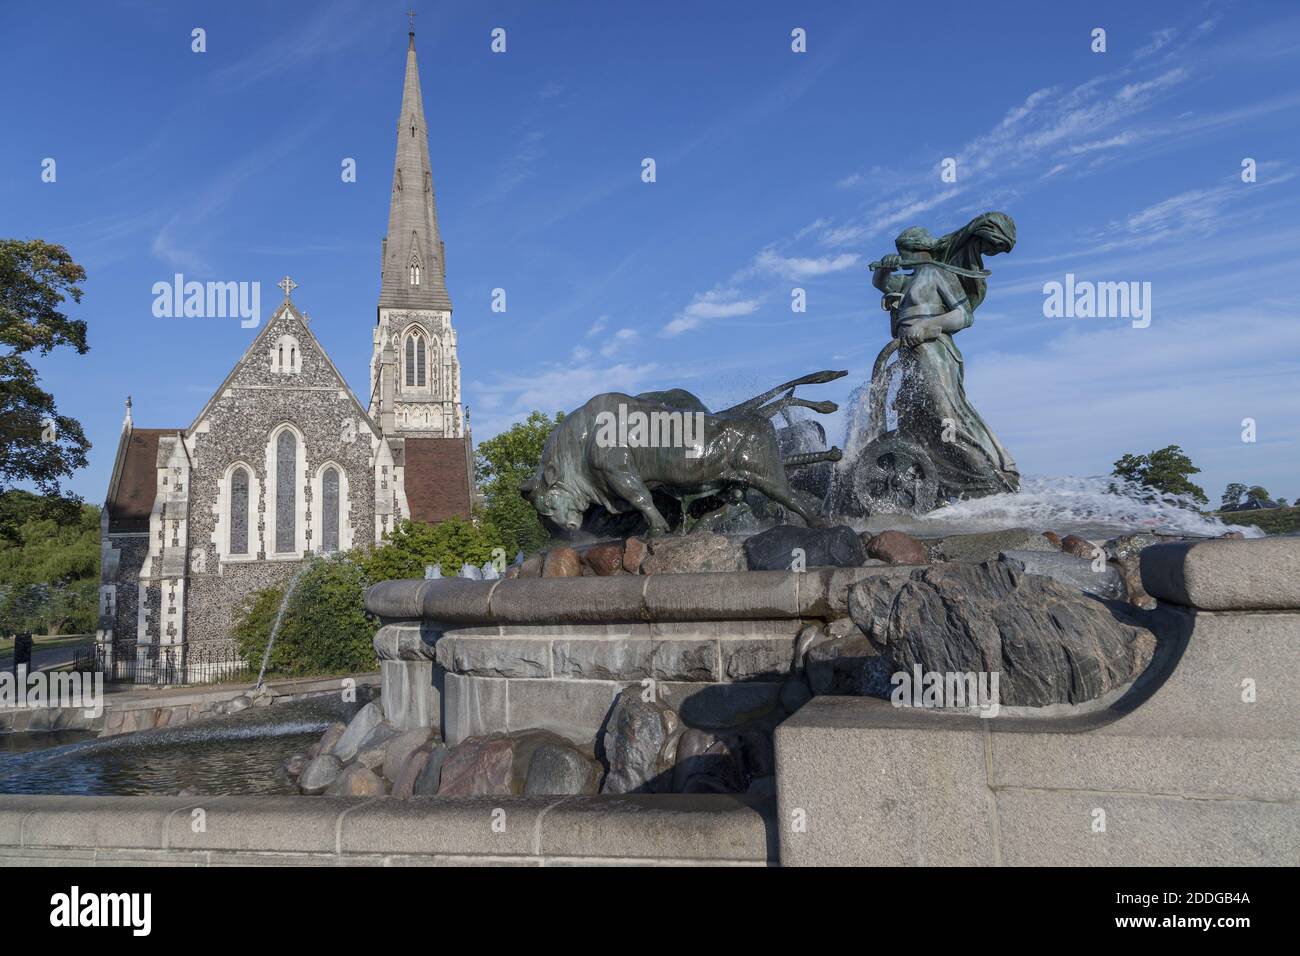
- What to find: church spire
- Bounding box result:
[379,22,452,311]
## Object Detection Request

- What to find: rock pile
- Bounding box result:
[288,688,780,799]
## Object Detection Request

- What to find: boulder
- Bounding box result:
[1103,533,1163,562]
[413,744,448,796]
[581,541,626,576]
[1042,531,1062,548]
[1112,554,1157,611]
[353,723,401,771]
[931,527,1058,563]
[999,550,1125,601]
[518,552,545,578]
[622,536,648,573]
[390,745,431,799]
[226,695,252,714]
[864,530,928,565]
[642,533,746,574]
[330,701,384,763]
[601,687,681,794]
[382,727,434,782]
[804,631,892,697]
[314,720,346,759]
[672,730,744,794]
[743,524,866,571]
[542,546,581,578]
[298,754,344,795]
[847,561,1158,707]
[326,764,386,797]
[524,743,603,795]
[1059,534,1101,560]
[437,735,517,796]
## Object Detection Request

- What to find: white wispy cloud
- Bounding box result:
[663,290,762,336]
[751,249,860,280]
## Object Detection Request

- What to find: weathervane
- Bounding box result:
[278,275,298,299]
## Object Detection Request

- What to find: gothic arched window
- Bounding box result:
[275,430,297,554]
[409,255,421,286]
[229,467,249,555]
[404,331,427,388]
[321,467,340,553]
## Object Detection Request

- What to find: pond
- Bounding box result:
[0,696,360,796]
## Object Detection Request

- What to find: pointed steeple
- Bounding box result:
[379,26,452,311]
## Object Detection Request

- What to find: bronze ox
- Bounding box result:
[520,371,845,535]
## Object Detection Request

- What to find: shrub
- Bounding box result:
[233,555,377,677]
[360,515,506,582]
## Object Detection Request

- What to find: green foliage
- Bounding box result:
[360,515,505,581]
[232,556,377,677]
[1111,445,1208,504]
[474,410,562,556]
[1246,485,1271,503]
[1216,504,1300,535]
[0,489,99,635]
[0,239,91,498]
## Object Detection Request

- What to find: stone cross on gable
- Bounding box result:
[278,275,298,299]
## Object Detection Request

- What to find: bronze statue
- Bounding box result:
[522,371,845,535]
[837,212,1020,514]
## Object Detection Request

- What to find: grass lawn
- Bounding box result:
[1213,505,1300,535]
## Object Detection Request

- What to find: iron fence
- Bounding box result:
[72,643,257,686]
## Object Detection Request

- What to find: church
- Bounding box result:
[95,28,471,678]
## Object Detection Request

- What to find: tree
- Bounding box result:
[1111,445,1208,504]
[0,489,100,635]
[474,411,563,556]
[0,239,91,499]
[360,515,505,582]
[1221,483,1247,509]
[1245,485,1272,503]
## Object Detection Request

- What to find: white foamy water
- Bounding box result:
[855,475,1266,539]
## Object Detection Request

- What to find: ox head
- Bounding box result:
[520,475,586,532]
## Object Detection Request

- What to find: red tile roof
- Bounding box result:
[403,437,472,524]
[107,429,173,533]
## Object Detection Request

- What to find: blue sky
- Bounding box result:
[3,0,1298,505]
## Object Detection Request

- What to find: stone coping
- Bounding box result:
[0,793,775,867]
[1141,536,1300,610]
[365,566,915,627]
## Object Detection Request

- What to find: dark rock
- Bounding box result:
[542,546,581,577]
[743,524,867,571]
[518,552,544,577]
[672,729,744,794]
[746,775,777,799]
[848,561,1158,707]
[1042,531,1062,548]
[601,686,681,794]
[623,536,648,573]
[865,530,928,565]
[999,550,1125,601]
[413,744,447,795]
[1103,533,1163,562]
[390,746,430,798]
[437,736,517,796]
[932,527,1057,563]
[581,541,626,576]
[804,631,891,696]
[1059,534,1100,559]
[779,673,813,714]
[642,532,746,574]
[524,742,602,795]
[298,754,344,795]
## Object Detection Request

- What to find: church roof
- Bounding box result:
[106,428,175,533]
[378,31,453,313]
[403,436,472,523]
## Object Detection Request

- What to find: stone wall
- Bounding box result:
[0,793,774,867]
[774,537,1300,866]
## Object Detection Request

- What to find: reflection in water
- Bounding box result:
[0,696,360,796]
